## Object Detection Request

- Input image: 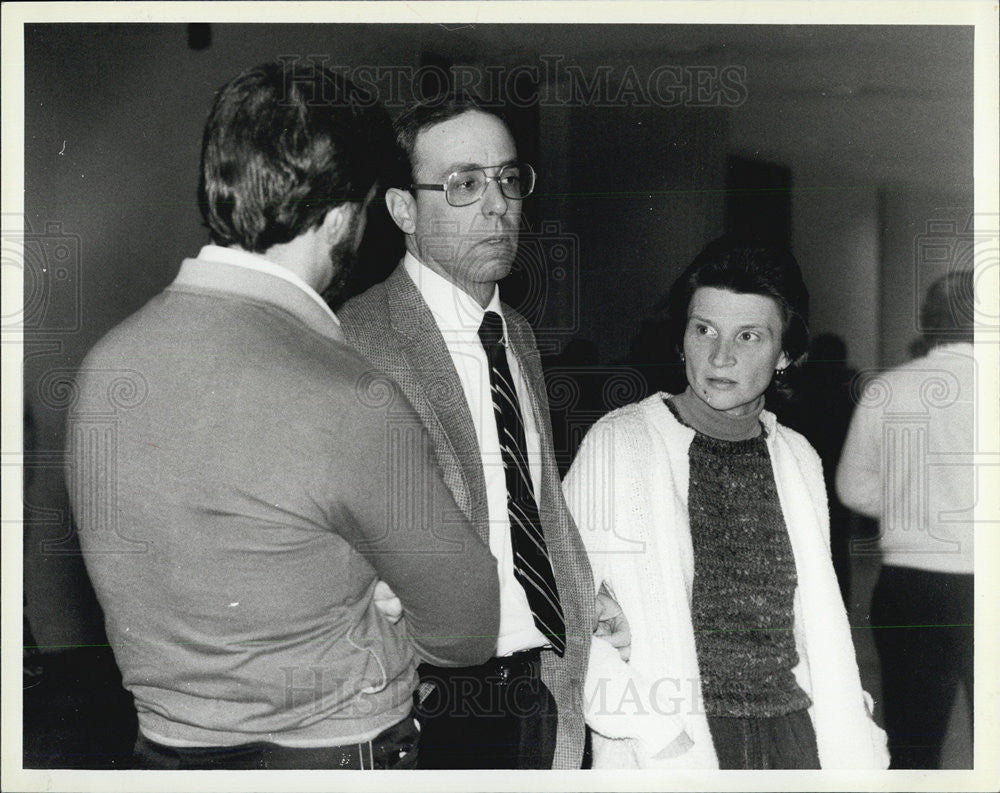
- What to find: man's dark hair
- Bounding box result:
[199,61,393,252]
[666,235,811,367]
[920,270,975,347]
[392,92,507,186]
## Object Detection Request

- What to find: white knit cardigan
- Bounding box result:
[563,394,889,769]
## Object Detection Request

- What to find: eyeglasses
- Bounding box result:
[411,162,536,207]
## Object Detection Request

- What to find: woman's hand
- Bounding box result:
[652,730,694,760]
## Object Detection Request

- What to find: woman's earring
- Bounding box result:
[679,352,685,363]
[775,367,785,376]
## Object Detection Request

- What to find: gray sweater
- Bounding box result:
[66,250,499,747]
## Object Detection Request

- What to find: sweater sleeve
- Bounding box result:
[565,412,689,761]
[584,637,690,762]
[563,424,611,593]
[836,394,883,519]
[326,376,499,668]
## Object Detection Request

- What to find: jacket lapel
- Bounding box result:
[505,305,597,700]
[384,268,490,542]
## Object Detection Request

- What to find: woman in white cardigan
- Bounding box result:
[565,238,888,769]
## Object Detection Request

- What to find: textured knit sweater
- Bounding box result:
[566,394,888,769]
[669,395,811,718]
[66,249,500,748]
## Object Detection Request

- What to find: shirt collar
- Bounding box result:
[927,341,974,355]
[172,245,343,343]
[671,386,765,441]
[402,251,506,342]
[195,245,341,328]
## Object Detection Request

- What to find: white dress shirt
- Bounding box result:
[404,252,549,655]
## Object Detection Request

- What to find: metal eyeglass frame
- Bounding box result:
[410,162,536,207]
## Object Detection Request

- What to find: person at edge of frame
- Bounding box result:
[837,270,975,770]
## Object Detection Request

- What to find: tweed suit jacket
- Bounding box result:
[340,264,596,769]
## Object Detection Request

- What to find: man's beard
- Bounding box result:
[319,215,361,305]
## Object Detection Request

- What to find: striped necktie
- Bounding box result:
[478,310,566,656]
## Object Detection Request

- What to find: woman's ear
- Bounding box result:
[777,351,792,371]
[385,188,416,235]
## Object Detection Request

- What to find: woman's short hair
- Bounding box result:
[198,61,393,253]
[665,236,811,366]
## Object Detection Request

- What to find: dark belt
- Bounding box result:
[133,712,419,770]
[421,648,542,687]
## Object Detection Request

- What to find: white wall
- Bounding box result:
[878,187,974,368]
[792,177,881,371]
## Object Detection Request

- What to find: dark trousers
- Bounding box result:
[871,565,974,769]
[132,713,419,769]
[707,709,821,769]
[415,649,558,769]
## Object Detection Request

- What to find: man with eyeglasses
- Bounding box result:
[339,93,620,769]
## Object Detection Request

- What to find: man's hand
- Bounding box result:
[373,580,403,624]
[594,584,631,661]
